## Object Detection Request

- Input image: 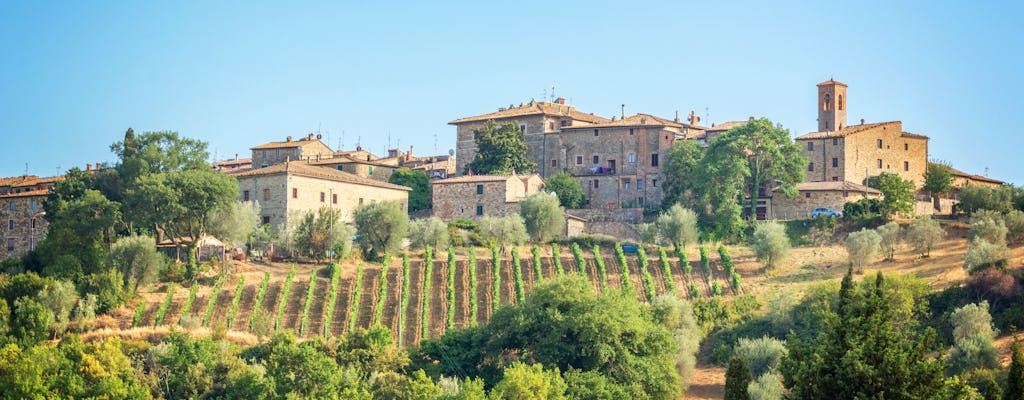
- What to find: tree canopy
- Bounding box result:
[388,167,432,212]
[544,171,584,209]
[464,121,536,175]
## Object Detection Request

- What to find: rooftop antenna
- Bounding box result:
[434,133,439,154]
[985,166,989,176]
[356,135,361,148]
[550,85,556,102]
[387,131,392,149]
[705,106,710,126]
[24,162,29,176]
[341,130,346,150]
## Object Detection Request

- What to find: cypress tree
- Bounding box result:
[724,357,752,400]
[1006,339,1024,400]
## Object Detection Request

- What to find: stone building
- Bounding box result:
[431,174,545,221]
[307,156,397,182]
[449,98,610,177]
[795,80,929,189]
[771,181,882,220]
[231,161,410,231]
[250,133,334,168]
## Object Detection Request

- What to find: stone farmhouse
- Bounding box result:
[230,161,410,231]
[771,181,882,220]
[0,175,60,259]
[431,174,544,220]
[250,133,334,168]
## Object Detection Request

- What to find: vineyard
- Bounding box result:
[125,244,738,347]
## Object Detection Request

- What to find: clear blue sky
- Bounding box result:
[2,1,1021,184]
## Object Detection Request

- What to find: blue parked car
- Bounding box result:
[811,207,842,218]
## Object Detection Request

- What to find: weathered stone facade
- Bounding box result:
[0,191,49,260]
[771,181,881,220]
[251,133,334,168]
[431,174,544,221]
[232,161,410,231]
[308,157,396,182]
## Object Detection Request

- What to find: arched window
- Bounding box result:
[838,94,844,111]
[823,94,831,110]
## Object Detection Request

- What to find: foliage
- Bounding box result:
[1005,209,1024,243]
[712,280,723,296]
[35,279,77,335]
[350,263,365,333]
[689,281,700,299]
[658,247,676,295]
[519,192,565,243]
[614,243,633,295]
[294,206,354,262]
[872,172,916,219]
[274,267,296,331]
[354,200,409,261]
[700,245,711,279]
[399,253,411,343]
[464,120,536,174]
[876,221,901,261]
[751,222,788,270]
[592,245,608,291]
[732,336,788,378]
[719,245,734,277]
[107,235,162,294]
[958,184,1015,215]
[154,285,175,326]
[964,238,1010,273]
[1006,340,1024,400]
[845,228,881,271]
[226,275,245,329]
[447,247,456,329]
[11,297,51,345]
[249,272,270,330]
[298,269,317,335]
[842,198,883,229]
[468,249,478,328]
[650,204,700,252]
[530,245,544,284]
[662,139,705,211]
[133,299,146,327]
[207,200,262,249]
[202,276,226,327]
[479,215,528,249]
[490,362,567,400]
[724,357,752,400]
[731,273,742,294]
[180,283,200,321]
[969,217,1008,246]
[389,167,432,212]
[949,302,999,373]
[781,269,946,399]
[906,216,945,257]
[545,171,585,209]
[421,248,432,340]
[376,254,391,327]
[552,243,565,275]
[638,246,656,302]
[409,217,450,250]
[924,162,954,197]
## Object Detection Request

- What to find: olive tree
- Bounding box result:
[846,228,881,271]
[949,302,1000,373]
[408,217,449,250]
[876,222,901,261]
[653,204,700,252]
[905,216,944,257]
[107,235,163,293]
[751,222,789,270]
[479,215,528,250]
[354,201,408,261]
[519,192,565,243]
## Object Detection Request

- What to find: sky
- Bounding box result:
[1,1,1022,184]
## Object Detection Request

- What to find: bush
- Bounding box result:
[732,336,788,378]
[468,249,478,327]
[700,245,711,279]
[226,275,246,329]
[751,222,789,270]
[959,184,1015,214]
[154,285,176,326]
[479,215,528,249]
[551,243,565,275]
[108,235,162,294]
[638,246,656,302]
[202,276,226,327]
[592,244,608,291]
[964,268,1020,308]
[969,217,1008,246]
[447,247,456,329]
[1005,209,1024,243]
[653,204,700,251]
[180,283,200,321]
[964,238,1009,273]
[877,221,901,261]
[748,372,785,400]
[906,216,945,257]
[545,171,585,209]
[408,217,449,250]
[249,272,270,330]
[133,299,146,327]
[719,245,734,277]
[658,247,676,295]
[354,200,409,261]
[731,273,742,294]
[614,243,633,295]
[712,280,722,296]
[491,246,501,310]
[323,264,342,336]
[398,253,411,342]
[949,302,1000,373]
[520,192,565,243]
[375,254,391,327]
[351,263,366,333]
[846,228,881,271]
[571,243,586,274]
[274,267,296,331]
[82,269,126,313]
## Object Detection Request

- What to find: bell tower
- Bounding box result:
[817,79,847,132]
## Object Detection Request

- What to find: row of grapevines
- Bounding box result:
[491,246,501,310]
[699,246,711,280]
[298,268,318,335]
[133,299,146,327]
[154,285,175,326]
[468,248,478,327]
[531,245,543,282]
[512,248,524,304]
[678,248,692,277]
[375,254,391,327]
[551,243,564,275]
[398,253,411,343]
[571,243,586,274]
[225,275,246,329]
[731,273,742,294]
[274,267,297,331]
[421,247,433,339]
[179,283,200,321]
[323,263,342,336]
[658,247,676,295]
[718,245,734,277]
[637,246,656,302]
[614,243,633,295]
[249,272,270,330]
[446,247,456,330]
[202,276,226,327]
[711,280,722,296]
[349,263,365,333]
[592,245,608,291]
[689,281,700,299]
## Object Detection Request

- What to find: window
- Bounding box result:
[8,220,13,230]
[262,216,270,225]
[292,188,298,198]
[6,238,13,252]
[519,124,527,133]
[320,192,325,202]
[476,205,483,216]
[359,198,364,205]
[833,138,839,145]
[260,164,268,168]
[275,149,280,158]
[877,159,883,168]
[652,179,658,187]
[832,158,838,168]
[550,159,557,167]
[629,128,634,135]
[808,162,814,172]
[877,139,883,149]
[593,155,599,164]
[637,179,644,190]
[261,150,267,158]
[823,94,831,110]
[594,129,599,136]
[805,192,811,198]
[31,218,36,229]
[593,180,599,188]
[476,184,483,195]
[338,165,344,171]
[30,200,36,211]
[623,179,631,190]
[332,194,338,204]
[628,153,636,163]
[561,120,568,127]
[832,176,839,181]
[650,153,659,167]
[838,94,844,110]
[7,202,12,212]
[807,142,814,151]
[904,161,909,171]
[549,122,554,130]
[243,190,250,201]
[904,143,909,151]
[844,191,849,197]
[263,189,270,201]
[368,166,374,175]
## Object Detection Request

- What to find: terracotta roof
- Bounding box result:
[212,158,252,166]
[231,161,410,191]
[0,175,40,187]
[562,113,685,129]
[796,121,902,140]
[251,138,328,150]
[706,121,748,132]
[432,174,539,185]
[786,181,882,195]
[0,189,51,199]
[449,100,610,125]
[947,165,1005,185]
[817,79,848,87]
[900,131,929,139]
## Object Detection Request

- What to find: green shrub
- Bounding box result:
[949,302,1000,373]
[298,269,317,335]
[678,247,691,276]
[249,272,270,330]
[964,238,1009,273]
[551,243,564,275]
[719,245,734,277]
[133,299,146,327]
[712,280,722,296]
[732,336,788,378]
[571,243,586,274]
[592,244,608,291]
[532,245,543,282]
[969,217,1008,246]
[468,249,478,327]
[154,285,175,326]
[689,281,700,299]
[750,222,789,270]
[398,253,411,343]
[274,267,296,331]
[225,275,245,329]
[512,248,525,303]
[877,221,901,260]
[638,246,656,302]
[350,263,365,333]
[906,216,945,257]
[202,276,226,327]
[614,243,633,295]
[179,283,200,321]
[408,217,449,250]
[731,273,742,294]
[375,254,390,327]
[658,247,676,295]
[699,245,711,279]
[846,228,881,271]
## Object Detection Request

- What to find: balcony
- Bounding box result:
[577,166,616,176]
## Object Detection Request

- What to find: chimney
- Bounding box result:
[555,97,565,105]
[621,104,625,119]
[86,163,92,171]
[308,133,314,140]
[286,136,293,142]
[234,153,239,160]
[748,116,755,121]
[860,118,865,125]
[96,162,102,170]
[674,110,680,123]
[408,145,413,161]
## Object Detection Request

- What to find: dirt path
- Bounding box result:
[428,260,446,339]
[477,256,492,327]
[282,278,309,332]
[684,366,726,400]
[305,273,329,337]
[357,266,380,330]
[381,261,401,338]
[231,285,257,331]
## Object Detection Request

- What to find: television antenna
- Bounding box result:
[434,133,438,153]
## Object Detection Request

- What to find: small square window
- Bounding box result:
[629,128,634,135]
[624,180,631,190]
[359,198,364,205]
[476,184,483,195]
[833,138,838,145]
[832,176,839,181]
[592,155,599,164]
[808,162,814,172]
[549,122,555,130]
[551,159,557,167]
[637,180,644,190]
[832,158,838,168]
[292,188,298,198]
[593,180,599,188]
[6,238,13,252]
[332,194,338,204]
[561,120,568,127]
[476,205,483,216]
[263,189,270,201]
[594,129,599,136]
[575,156,583,165]
[8,220,13,230]
[520,124,527,133]
[628,153,636,163]
[262,216,270,225]
[320,192,325,202]
[804,192,811,198]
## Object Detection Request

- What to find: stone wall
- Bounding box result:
[584,221,641,241]
[772,190,880,220]
[432,179,519,221]
[560,126,672,209]
[798,122,928,189]
[566,207,644,224]
[0,194,48,259]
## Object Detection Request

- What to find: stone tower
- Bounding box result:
[817,79,847,132]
